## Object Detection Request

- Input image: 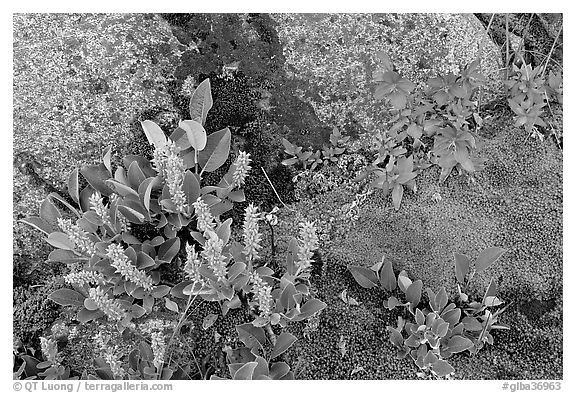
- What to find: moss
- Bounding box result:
[13,280,61,348]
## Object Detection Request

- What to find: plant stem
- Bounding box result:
[267,221,276,259]
[542,24,562,77]
[505,14,510,79]
[260,166,295,212]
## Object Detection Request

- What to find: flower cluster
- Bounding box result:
[150,331,166,370]
[184,243,206,288]
[192,197,216,234]
[249,272,273,317]
[89,192,111,227]
[153,140,188,214]
[57,217,97,257]
[202,231,227,282]
[93,332,125,379]
[243,204,262,262]
[296,221,319,272]
[139,319,173,371]
[88,286,126,322]
[232,151,252,188]
[64,270,105,286]
[106,243,154,291]
[40,336,60,365]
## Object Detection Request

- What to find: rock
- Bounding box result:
[13,13,181,265]
[272,13,503,138]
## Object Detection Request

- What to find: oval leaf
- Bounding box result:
[67,168,80,204]
[182,171,200,206]
[80,163,113,196]
[406,280,423,307]
[270,332,297,359]
[19,217,53,236]
[49,289,85,307]
[348,265,379,289]
[430,359,455,377]
[233,362,257,380]
[165,298,179,313]
[454,253,470,284]
[474,247,506,273]
[141,120,167,148]
[198,128,231,174]
[189,78,213,125]
[179,120,207,151]
[46,232,75,250]
[202,313,218,330]
[446,335,474,353]
[379,260,397,291]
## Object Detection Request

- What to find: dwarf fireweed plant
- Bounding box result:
[20,79,326,380]
[505,59,563,141]
[348,246,509,379]
[282,52,487,211]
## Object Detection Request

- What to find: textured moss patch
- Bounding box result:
[327,114,561,302]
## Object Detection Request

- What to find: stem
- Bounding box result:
[267,221,276,259]
[166,292,199,356]
[260,166,295,212]
[542,24,562,77]
[505,14,510,79]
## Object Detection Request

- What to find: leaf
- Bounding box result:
[236,323,267,351]
[391,183,404,210]
[158,237,180,262]
[46,232,75,250]
[198,128,231,174]
[270,332,297,359]
[484,296,504,307]
[435,287,449,312]
[76,308,103,323]
[233,362,257,380]
[454,253,470,284]
[68,168,80,204]
[348,265,379,289]
[179,120,207,151]
[294,298,327,321]
[127,161,146,191]
[430,359,454,377]
[47,249,86,264]
[164,298,179,313]
[80,163,113,196]
[189,78,213,125]
[269,361,291,380]
[397,271,412,293]
[117,205,144,224]
[203,313,218,330]
[475,247,506,273]
[446,335,474,353]
[151,285,171,298]
[216,218,232,245]
[138,177,159,212]
[49,289,85,307]
[182,171,200,207]
[84,298,99,311]
[387,326,404,348]
[19,217,53,236]
[379,260,397,291]
[406,280,423,307]
[140,120,167,148]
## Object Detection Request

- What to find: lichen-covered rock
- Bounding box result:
[13,13,182,274]
[13,13,180,214]
[273,13,503,139]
